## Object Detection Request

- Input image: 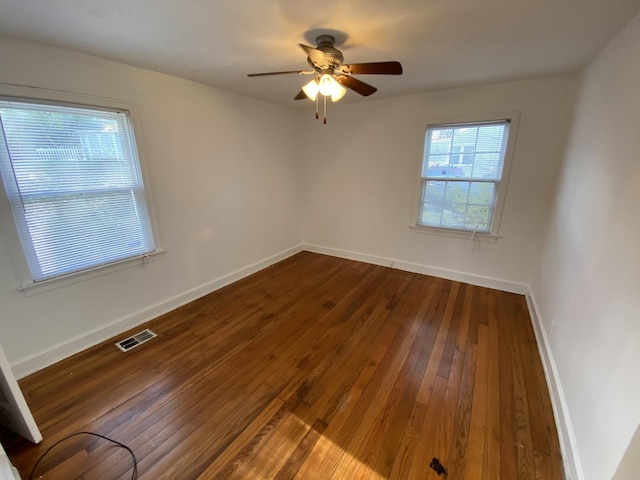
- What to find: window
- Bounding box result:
[416,117,516,235]
[0,98,156,283]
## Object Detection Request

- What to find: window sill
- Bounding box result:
[18,249,165,296]
[408,224,499,243]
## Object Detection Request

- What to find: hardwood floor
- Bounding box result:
[1,252,563,479]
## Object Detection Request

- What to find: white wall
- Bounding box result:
[613,425,640,480]
[0,36,302,376]
[299,76,576,289]
[530,12,640,480]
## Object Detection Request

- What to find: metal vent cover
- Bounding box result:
[115,328,157,352]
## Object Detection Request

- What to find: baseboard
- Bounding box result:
[302,243,529,294]
[526,291,584,480]
[11,244,304,379]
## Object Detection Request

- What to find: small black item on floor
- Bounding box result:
[430,456,448,477]
[28,431,137,480]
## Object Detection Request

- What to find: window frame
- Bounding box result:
[410,112,520,241]
[0,85,163,294]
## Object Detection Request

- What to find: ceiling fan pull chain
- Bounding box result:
[323,95,327,124]
[315,94,319,120]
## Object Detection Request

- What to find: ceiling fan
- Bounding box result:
[247,34,403,122]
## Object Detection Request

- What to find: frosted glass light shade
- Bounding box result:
[303,75,346,102]
[331,83,346,102]
[302,79,319,100]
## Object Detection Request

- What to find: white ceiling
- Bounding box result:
[1,0,639,106]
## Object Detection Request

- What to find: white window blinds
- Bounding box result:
[0,99,155,282]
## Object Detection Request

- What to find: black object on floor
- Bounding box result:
[430,457,448,477]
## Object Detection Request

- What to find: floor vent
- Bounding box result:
[115,329,157,352]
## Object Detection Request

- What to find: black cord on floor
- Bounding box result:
[28,431,137,480]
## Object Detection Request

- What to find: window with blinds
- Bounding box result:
[418,120,511,234]
[0,99,155,282]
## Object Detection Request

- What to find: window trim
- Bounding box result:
[0,83,163,293]
[409,111,520,240]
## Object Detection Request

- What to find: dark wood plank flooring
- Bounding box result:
[1,252,563,479]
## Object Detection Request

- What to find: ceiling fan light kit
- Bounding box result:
[248,34,403,124]
[302,75,346,101]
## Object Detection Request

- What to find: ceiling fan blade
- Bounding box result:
[294,90,307,100]
[299,44,326,66]
[339,61,403,75]
[247,70,310,77]
[335,75,378,96]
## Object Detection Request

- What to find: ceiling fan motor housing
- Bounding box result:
[313,35,344,69]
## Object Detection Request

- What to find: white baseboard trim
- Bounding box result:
[302,243,529,294]
[12,244,304,379]
[526,291,584,480]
